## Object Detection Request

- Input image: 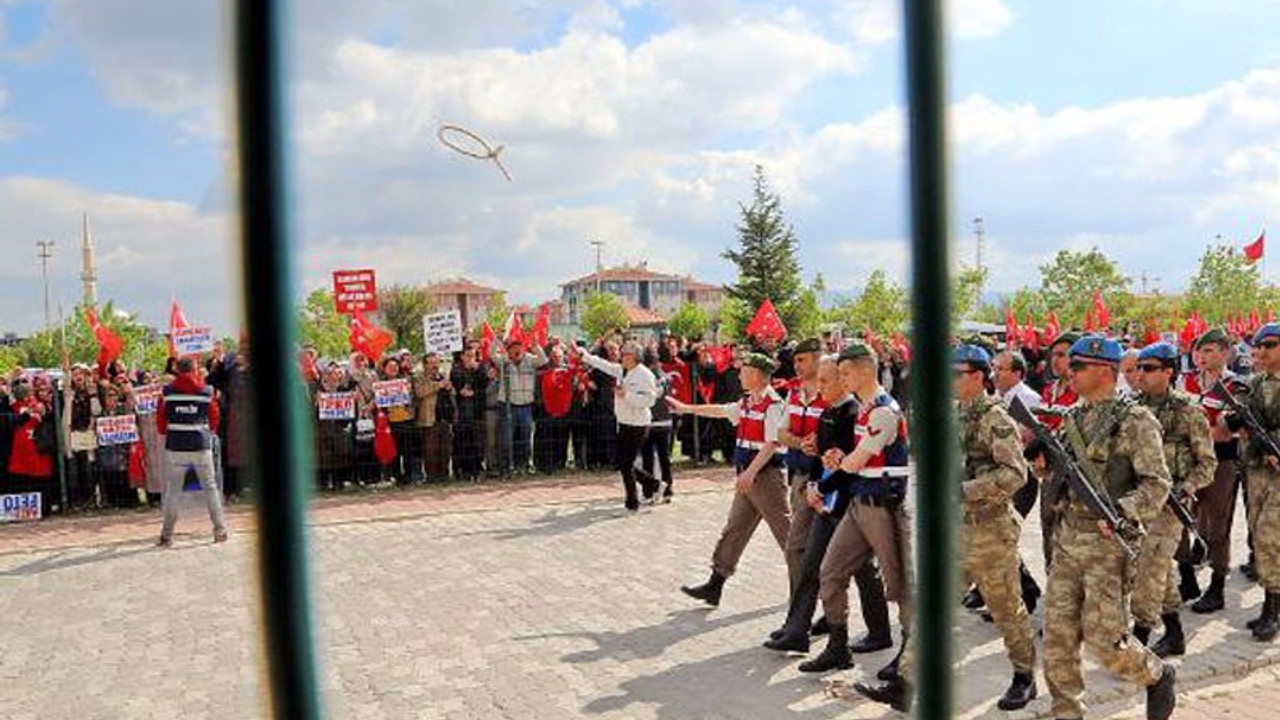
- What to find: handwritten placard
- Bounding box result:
[96,415,140,446]
[318,391,357,420]
[133,384,162,414]
[373,379,411,408]
[424,310,464,355]
[333,269,378,314]
[172,326,214,356]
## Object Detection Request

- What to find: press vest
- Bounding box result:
[733,389,784,470]
[163,385,214,452]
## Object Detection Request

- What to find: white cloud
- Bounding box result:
[842,0,1015,45]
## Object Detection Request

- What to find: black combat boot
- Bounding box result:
[850,593,892,653]
[1191,571,1226,614]
[854,677,911,712]
[1177,562,1201,602]
[996,671,1037,711]
[877,641,904,682]
[1151,612,1185,658]
[809,615,830,637]
[962,585,985,609]
[1020,563,1042,614]
[1247,593,1270,631]
[798,624,853,673]
[1242,552,1259,582]
[763,628,810,654]
[1146,664,1176,720]
[1253,592,1280,641]
[1132,624,1152,646]
[680,572,725,607]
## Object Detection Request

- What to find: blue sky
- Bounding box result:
[2,0,1280,335]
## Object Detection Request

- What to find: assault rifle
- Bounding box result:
[1214,379,1280,461]
[1009,395,1140,559]
[1165,493,1201,547]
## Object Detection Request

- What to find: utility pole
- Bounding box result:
[972,217,986,310]
[1138,272,1161,295]
[589,239,604,294]
[36,240,55,331]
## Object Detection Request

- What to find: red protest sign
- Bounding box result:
[333,269,378,314]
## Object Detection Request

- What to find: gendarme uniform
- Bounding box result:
[782,337,830,594]
[956,345,1038,709]
[1131,342,1216,658]
[1042,336,1175,720]
[1237,323,1280,640]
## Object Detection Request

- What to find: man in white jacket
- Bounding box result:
[573,342,660,511]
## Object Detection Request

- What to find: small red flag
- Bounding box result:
[1004,309,1018,345]
[373,411,398,466]
[168,297,190,358]
[479,321,496,361]
[1022,314,1040,351]
[85,307,123,375]
[1044,312,1061,343]
[503,310,528,349]
[530,303,550,349]
[1244,230,1266,263]
[1250,308,1262,334]
[744,299,787,342]
[349,310,394,363]
[1083,309,1096,333]
[1092,290,1110,330]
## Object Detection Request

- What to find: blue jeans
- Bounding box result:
[501,404,534,471]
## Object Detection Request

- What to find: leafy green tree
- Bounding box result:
[716,296,751,342]
[485,291,511,330]
[783,286,825,340]
[296,288,352,360]
[952,265,988,323]
[723,165,804,331]
[826,270,909,336]
[378,284,435,355]
[580,291,631,340]
[667,302,710,341]
[1185,244,1267,323]
[1038,248,1131,327]
[0,345,23,375]
[20,301,166,370]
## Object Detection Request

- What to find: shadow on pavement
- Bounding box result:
[0,543,163,577]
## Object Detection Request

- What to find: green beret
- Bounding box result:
[743,352,778,375]
[838,342,875,363]
[1194,327,1231,350]
[1050,331,1081,349]
[794,337,822,355]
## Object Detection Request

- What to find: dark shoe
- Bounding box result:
[213,531,229,544]
[1191,572,1225,614]
[1132,624,1152,646]
[1242,555,1260,582]
[681,572,725,607]
[877,646,903,682]
[769,627,786,641]
[849,632,893,654]
[854,678,911,712]
[1177,562,1201,603]
[981,610,994,623]
[155,535,173,548]
[809,616,830,637]
[997,672,1037,711]
[1151,613,1185,658]
[763,631,810,654]
[798,624,852,673]
[1253,592,1280,641]
[1145,664,1176,720]
[962,586,985,609]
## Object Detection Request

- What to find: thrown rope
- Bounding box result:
[437,123,512,182]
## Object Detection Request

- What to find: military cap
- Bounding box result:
[1194,327,1231,350]
[793,337,823,355]
[1049,331,1082,349]
[1068,334,1122,364]
[837,342,875,363]
[1137,341,1179,363]
[742,352,779,375]
[1254,323,1280,344]
[953,343,992,368]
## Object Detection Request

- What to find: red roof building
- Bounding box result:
[559,262,723,327]
[423,277,504,330]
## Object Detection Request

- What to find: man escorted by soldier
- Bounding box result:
[1131,342,1216,658]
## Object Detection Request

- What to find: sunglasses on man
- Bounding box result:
[1255,340,1280,350]
[1135,363,1167,373]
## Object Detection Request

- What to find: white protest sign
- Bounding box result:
[318,391,357,420]
[373,379,411,408]
[172,326,214,356]
[423,310,464,355]
[96,415,140,446]
[0,492,41,522]
[133,384,162,414]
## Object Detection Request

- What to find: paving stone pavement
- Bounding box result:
[0,466,1273,719]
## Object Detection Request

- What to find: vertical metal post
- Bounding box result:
[233,2,324,719]
[902,0,956,717]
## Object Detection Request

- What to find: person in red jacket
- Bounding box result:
[8,378,56,517]
[535,342,574,473]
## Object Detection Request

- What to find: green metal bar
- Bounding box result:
[902,0,956,717]
[233,2,325,718]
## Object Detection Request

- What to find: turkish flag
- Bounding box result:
[373,411,398,466]
[479,321,496,361]
[1093,290,1110,330]
[1083,309,1096,333]
[504,310,527,349]
[128,437,146,488]
[711,345,734,374]
[1191,310,1208,336]
[744,299,787,342]
[1180,317,1198,348]
[1044,312,1061,343]
[1251,308,1263,334]
[349,310,394,363]
[168,297,190,358]
[891,332,912,364]
[1244,231,1266,263]
[1022,314,1040,351]
[1005,309,1018,345]
[530,303,550,349]
[85,307,123,375]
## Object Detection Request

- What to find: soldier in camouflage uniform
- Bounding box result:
[855,344,1039,712]
[1035,336,1176,720]
[1232,323,1280,640]
[1131,342,1216,658]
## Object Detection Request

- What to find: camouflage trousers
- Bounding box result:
[963,507,1036,674]
[1245,465,1280,593]
[1045,521,1166,719]
[1130,510,1182,628]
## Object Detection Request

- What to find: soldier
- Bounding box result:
[1177,327,1245,612]
[1038,332,1082,568]
[1035,335,1176,720]
[668,353,791,607]
[802,343,912,682]
[857,344,1038,711]
[778,338,829,595]
[1131,342,1216,658]
[1230,323,1280,640]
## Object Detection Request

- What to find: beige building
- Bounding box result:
[559,263,723,326]
[422,278,504,330]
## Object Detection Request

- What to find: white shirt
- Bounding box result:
[578,353,657,428]
[720,388,786,443]
[1000,381,1042,411]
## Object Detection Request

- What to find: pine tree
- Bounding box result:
[723,165,803,331]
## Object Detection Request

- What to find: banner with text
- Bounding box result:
[373,379,411,408]
[333,269,378,314]
[318,391,357,420]
[424,309,464,355]
[172,326,214,356]
[133,384,162,414]
[96,415,140,446]
[0,492,41,522]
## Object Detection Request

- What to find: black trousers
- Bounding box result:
[453,420,484,479]
[534,416,570,472]
[782,511,890,639]
[617,424,657,509]
[641,425,673,489]
[1011,471,1039,518]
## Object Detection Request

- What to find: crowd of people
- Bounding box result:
[659,323,1275,720]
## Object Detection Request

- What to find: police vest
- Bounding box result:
[733,389,784,471]
[851,391,910,497]
[784,381,828,471]
[163,385,214,452]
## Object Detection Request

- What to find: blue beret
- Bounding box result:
[1137,341,1178,363]
[953,343,991,367]
[1254,323,1280,344]
[1068,334,1122,364]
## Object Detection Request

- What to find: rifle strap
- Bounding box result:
[1063,413,1118,511]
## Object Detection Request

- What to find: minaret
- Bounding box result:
[80,212,98,308]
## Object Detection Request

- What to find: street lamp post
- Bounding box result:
[36,240,55,331]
